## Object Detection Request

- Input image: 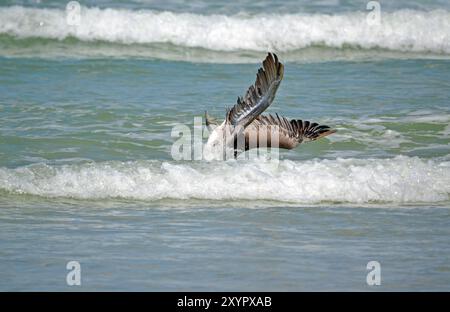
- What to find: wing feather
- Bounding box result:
[227,53,284,128]
[242,114,336,150]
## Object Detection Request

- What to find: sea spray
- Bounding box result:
[1,156,449,203]
[0,6,449,54]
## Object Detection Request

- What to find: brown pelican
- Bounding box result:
[204,53,336,159]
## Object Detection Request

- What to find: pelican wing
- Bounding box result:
[243,114,336,150]
[227,53,284,128]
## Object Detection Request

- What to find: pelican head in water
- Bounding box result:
[204,53,336,160]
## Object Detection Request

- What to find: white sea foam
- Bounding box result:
[1,156,449,204]
[0,6,449,54]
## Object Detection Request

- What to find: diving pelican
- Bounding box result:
[204,53,336,159]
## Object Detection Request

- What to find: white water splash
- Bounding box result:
[1,156,449,204]
[0,6,449,54]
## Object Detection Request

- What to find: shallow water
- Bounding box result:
[1,197,449,291]
[0,0,449,291]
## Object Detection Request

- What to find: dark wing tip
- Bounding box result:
[288,119,337,142]
[266,52,284,80]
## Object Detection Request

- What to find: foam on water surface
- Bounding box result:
[0,6,449,61]
[1,156,449,204]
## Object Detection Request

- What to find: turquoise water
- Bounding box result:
[1,0,450,291]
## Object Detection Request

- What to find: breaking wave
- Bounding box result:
[1,156,449,204]
[0,6,449,57]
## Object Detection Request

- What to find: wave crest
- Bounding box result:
[1,156,449,204]
[0,6,449,54]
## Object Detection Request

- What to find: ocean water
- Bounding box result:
[1,0,450,291]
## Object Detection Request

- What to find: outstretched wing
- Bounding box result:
[243,114,336,150]
[227,53,284,128]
